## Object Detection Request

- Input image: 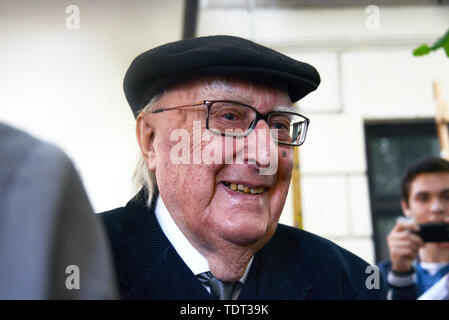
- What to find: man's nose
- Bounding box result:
[244,119,277,169]
[429,197,445,217]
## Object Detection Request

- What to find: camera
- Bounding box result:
[417,223,449,242]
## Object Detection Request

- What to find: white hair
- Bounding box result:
[132,94,162,207]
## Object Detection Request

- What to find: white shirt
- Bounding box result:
[154,196,252,296]
[420,262,449,276]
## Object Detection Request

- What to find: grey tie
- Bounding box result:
[197,272,241,300]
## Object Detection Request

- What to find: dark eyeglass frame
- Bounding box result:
[151,100,310,146]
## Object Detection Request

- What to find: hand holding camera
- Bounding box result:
[387,217,449,273]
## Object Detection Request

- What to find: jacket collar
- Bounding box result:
[114,188,210,299]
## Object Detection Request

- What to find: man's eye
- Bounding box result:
[223,113,237,121]
[417,195,429,202]
[270,121,290,131]
[211,107,245,122]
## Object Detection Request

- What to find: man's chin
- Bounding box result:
[217,223,274,247]
[224,234,264,247]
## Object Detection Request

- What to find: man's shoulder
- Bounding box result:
[0,123,75,191]
[100,206,126,223]
[271,225,372,277]
[272,224,385,299]
[98,206,126,252]
[274,224,367,264]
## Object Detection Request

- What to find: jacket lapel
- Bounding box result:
[239,233,313,300]
[114,189,210,299]
[126,244,212,299]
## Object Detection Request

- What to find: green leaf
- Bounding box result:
[413,44,431,56]
[431,29,449,50]
[444,42,449,57]
[412,28,449,58]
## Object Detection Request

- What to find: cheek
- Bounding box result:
[278,148,294,180]
[155,133,223,209]
[267,148,293,217]
[408,203,429,222]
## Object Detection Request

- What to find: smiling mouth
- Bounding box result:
[222,182,267,195]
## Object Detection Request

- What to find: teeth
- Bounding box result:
[227,183,265,194]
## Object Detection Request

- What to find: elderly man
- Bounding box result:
[101,35,385,300]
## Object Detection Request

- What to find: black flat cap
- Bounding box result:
[124,35,320,117]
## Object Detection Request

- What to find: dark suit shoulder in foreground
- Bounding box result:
[0,123,118,299]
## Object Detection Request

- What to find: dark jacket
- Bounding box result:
[100,189,386,300]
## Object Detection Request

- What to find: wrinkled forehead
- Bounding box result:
[158,75,293,111]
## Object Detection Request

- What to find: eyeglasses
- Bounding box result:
[151,100,310,146]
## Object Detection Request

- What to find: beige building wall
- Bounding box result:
[198,3,449,264]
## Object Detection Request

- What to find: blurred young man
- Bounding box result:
[379,157,449,299]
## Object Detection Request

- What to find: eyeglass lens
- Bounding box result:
[207,102,307,145]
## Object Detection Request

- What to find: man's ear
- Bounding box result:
[401,199,411,217]
[136,115,156,171]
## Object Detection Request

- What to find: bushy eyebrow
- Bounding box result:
[273,105,301,113]
[199,80,252,104]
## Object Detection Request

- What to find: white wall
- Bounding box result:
[198,4,449,264]
[0,0,184,212]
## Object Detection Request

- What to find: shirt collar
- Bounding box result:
[154,195,252,283]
